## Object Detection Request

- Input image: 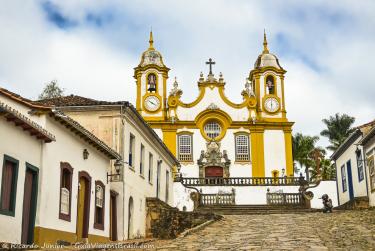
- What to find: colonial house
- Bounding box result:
[0,87,121,245]
[37,95,179,240]
[331,120,375,208]
[358,125,375,207]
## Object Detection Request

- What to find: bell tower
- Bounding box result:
[249,31,287,121]
[134,31,170,121]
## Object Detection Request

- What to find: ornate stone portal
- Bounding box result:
[197,140,231,178]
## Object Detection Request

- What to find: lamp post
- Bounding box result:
[107,159,128,183]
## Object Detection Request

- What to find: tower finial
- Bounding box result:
[149,29,154,50]
[263,29,269,54]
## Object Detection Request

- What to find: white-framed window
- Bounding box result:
[95,185,104,208]
[60,188,70,215]
[204,121,221,139]
[341,165,347,192]
[235,134,250,161]
[178,134,193,162]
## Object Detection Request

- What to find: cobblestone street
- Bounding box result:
[151,210,375,250]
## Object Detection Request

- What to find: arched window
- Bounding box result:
[266,75,275,95]
[94,181,105,230]
[235,134,250,161]
[147,73,157,93]
[204,121,221,139]
[178,134,193,162]
[59,162,73,221]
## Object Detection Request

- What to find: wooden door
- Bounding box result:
[127,197,134,239]
[76,176,90,241]
[21,167,38,244]
[76,178,85,240]
[205,166,223,178]
[110,191,118,241]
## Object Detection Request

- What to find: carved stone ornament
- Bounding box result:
[206,103,219,110]
[197,140,231,178]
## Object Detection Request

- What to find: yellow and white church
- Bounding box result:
[134,31,294,181]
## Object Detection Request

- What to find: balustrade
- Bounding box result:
[266,193,303,205]
[179,177,302,186]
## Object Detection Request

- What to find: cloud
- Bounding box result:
[0,0,374,150]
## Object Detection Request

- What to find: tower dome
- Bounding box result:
[138,31,166,68]
[254,31,283,70]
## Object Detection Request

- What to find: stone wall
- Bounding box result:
[146,198,221,239]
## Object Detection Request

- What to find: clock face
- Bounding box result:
[144,95,161,112]
[264,97,280,113]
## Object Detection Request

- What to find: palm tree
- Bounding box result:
[292,133,320,180]
[320,113,355,151]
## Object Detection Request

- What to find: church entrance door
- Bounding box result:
[205,166,223,178]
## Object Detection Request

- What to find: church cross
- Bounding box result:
[206,58,215,75]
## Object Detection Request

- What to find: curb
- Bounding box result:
[177,219,217,238]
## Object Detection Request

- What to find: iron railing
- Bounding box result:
[267,193,303,205]
[179,177,303,186]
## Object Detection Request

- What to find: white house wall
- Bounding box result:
[38,117,111,238]
[123,116,174,239]
[0,117,43,244]
[335,137,367,206]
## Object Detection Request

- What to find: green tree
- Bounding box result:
[38,80,64,100]
[292,133,320,180]
[310,158,336,181]
[320,113,356,151]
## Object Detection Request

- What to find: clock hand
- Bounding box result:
[149,100,156,106]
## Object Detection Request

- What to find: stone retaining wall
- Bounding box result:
[146,198,221,239]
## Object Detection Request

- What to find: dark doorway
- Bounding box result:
[21,164,39,244]
[127,197,134,239]
[205,166,223,178]
[110,191,118,241]
[347,160,354,200]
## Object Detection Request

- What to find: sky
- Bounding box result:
[0,0,374,149]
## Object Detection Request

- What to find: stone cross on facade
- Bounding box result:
[206,58,215,75]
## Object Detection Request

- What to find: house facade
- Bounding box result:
[37,96,179,240]
[0,88,121,245]
[331,120,375,207]
[359,126,375,207]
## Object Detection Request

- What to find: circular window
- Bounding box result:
[204,121,221,139]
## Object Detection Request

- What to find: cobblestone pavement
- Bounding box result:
[150,210,375,251]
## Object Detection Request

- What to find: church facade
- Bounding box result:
[135,32,294,180]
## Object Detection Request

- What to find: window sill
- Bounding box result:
[129,166,135,172]
[149,181,153,185]
[59,213,71,222]
[140,174,145,179]
[179,161,194,164]
[94,223,104,231]
[0,209,15,217]
[234,161,251,165]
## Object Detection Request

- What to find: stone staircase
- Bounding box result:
[196,204,319,215]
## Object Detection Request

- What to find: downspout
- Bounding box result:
[121,105,126,240]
